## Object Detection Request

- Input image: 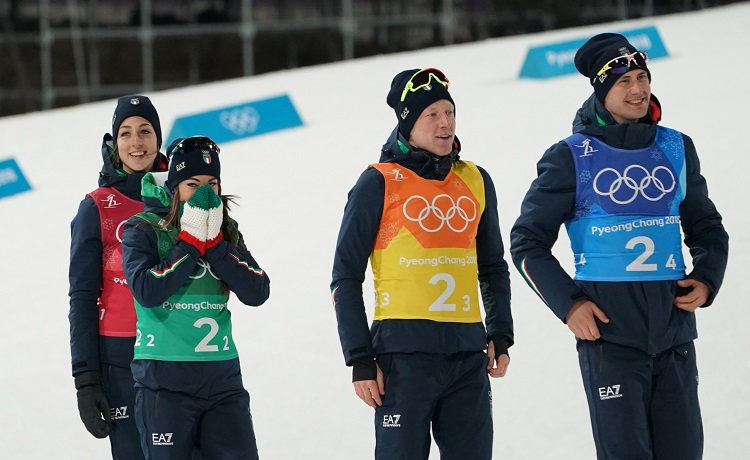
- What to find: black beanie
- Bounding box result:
[574,33,651,103]
[165,137,221,193]
[386,68,455,140]
[111,95,163,150]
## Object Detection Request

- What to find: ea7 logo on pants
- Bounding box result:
[152,433,174,446]
[110,406,129,420]
[598,384,623,401]
[383,414,401,428]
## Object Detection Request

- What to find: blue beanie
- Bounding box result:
[164,137,221,193]
[574,33,650,103]
[111,95,163,150]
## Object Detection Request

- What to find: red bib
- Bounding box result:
[90,187,143,337]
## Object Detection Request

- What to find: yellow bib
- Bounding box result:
[370,161,485,323]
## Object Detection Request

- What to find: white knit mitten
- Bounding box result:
[177,185,215,255]
[205,186,224,250]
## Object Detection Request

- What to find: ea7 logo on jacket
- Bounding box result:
[383,414,401,428]
[152,433,174,445]
[110,406,129,420]
[598,384,623,401]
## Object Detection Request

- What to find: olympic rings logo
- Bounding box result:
[593,165,676,205]
[403,194,477,233]
[115,219,127,243]
[220,106,260,135]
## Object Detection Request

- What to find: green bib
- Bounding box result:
[132,212,238,361]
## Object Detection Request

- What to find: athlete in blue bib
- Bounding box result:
[511,33,728,460]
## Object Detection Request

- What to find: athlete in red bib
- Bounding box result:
[69,96,167,460]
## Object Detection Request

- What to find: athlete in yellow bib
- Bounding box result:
[331,67,514,460]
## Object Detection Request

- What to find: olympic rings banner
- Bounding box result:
[519,25,669,79]
[0,158,32,200]
[166,94,303,146]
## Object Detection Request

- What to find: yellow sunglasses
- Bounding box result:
[400,68,450,103]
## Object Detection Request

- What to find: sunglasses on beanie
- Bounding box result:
[400,68,450,103]
[168,136,220,160]
[596,51,649,77]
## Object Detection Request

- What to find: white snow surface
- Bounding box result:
[0,3,748,459]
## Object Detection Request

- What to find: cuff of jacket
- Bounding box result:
[488,335,511,357]
[351,357,377,382]
[74,371,101,390]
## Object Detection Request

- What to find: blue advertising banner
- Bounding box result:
[166,94,303,146]
[0,158,32,199]
[519,26,669,79]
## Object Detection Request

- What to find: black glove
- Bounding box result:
[74,371,111,439]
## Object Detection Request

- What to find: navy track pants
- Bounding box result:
[374,351,493,460]
[102,363,146,460]
[578,340,703,460]
[134,385,258,460]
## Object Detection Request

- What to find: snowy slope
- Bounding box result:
[0,3,748,458]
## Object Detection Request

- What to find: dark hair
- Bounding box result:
[110,146,124,170]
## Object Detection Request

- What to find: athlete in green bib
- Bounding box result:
[122,136,270,460]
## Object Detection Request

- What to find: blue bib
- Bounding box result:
[563,127,686,281]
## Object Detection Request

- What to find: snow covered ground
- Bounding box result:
[1,3,748,458]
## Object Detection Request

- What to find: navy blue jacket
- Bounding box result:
[331,128,514,376]
[510,94,729,354]
[121,173,270,389]
[121,174,270,310]
[68,134,168,376]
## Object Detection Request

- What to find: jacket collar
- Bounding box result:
[378,126,462,180]
[571,93,662,150]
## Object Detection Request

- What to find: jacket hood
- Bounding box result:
[140,171,172,215]
[378,126,462,179]
[98,133,129,188]
[571,93,663,149]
